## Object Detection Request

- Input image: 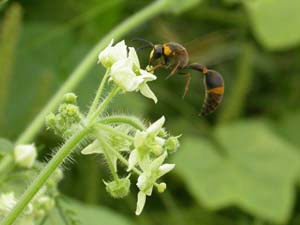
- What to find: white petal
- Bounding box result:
[114,40,128,60]
[155,137,165,146]
[81,140,103,155]
[145,186,153,196]
[139,84,157,103]
[147,116,165,134]
[127,149,138,171]
[98,39,114,61]
[158,164,175,177]
[150,151,167,170]
[135,192,146,215]
[98,39,128,68]
[134,131,146,149]
[98,39,114,67]
[137,173,147,190]
[140,69,157,81]
[110,59,141,91]
[128,47,140,69]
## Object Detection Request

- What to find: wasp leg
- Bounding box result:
[165,62,181,80]
[180,73,191,99]
[148,63,165,72]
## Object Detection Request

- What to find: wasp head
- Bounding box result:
[149,44,163,65]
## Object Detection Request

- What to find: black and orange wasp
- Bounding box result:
[132,38,224,116]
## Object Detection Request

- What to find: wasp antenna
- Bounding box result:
[137,45,153,52]
[131,38,154,48]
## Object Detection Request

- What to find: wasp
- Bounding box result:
[133,38,224,116]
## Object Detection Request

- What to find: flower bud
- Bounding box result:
[63,93,77,104]
[37,196,55,211]
[104,177,131,199]
[52,168,64,183]
[47,168,64,189]
[34,209,45,219]
[164,135,180,154]
[157,182,167,193]
[14,144,37,168]
[151,144,164,156]
[158,128,168,138]
[0,192,16,215]
[45,113,56,129]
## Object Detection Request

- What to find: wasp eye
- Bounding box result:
[154,48,162,59]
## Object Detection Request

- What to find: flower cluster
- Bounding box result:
[42,39,179,217]
[46,93,82,138]
[0,168,62,224]
[0,142,63,224]
[98,40,158,103]
[82,116,180,215]
[128,116,179,215]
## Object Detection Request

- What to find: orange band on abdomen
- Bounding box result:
[208,86,224,94]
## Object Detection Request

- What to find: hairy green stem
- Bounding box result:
[87,69,110,119]
[98,115,146,130]
[16,0,168,145]
[0,154,14,175]
[95,133,119,181]
[88,86,120,125]
[2,128,89,225]
[96,123,134,142]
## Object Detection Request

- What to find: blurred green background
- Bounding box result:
[1,0,300,224]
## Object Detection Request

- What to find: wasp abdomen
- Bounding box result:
[200,70,224,116]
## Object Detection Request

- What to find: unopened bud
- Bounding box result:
[14,144,37,168]
[104,177,131,199]
[63,93,77,104]
[157,182,167,193]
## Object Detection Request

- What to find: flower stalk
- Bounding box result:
[87,69,111,119]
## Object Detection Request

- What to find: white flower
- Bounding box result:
[98,39,127,68]
[128,116,166,171]
[110,59,157,103]
[14,144,37,168]
[135,152,175,215]
[98,40,158,103]
[110,59,143,92]
[0,192,17,215]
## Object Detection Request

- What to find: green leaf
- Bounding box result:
[245,0,300,50]
[0,138,13,155]
[277,111,300,149]
[175,120,300,223]
[45,198,134,225]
